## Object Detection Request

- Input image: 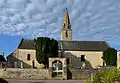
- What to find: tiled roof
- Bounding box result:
[18,39,110,51]
[18,39,35,49]
[58,40,110,51]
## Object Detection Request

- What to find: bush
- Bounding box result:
[86,68,120,83]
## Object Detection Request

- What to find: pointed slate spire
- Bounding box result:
[63,8,71,29]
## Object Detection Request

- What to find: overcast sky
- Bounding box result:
[0,0,120,56]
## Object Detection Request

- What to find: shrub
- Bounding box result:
[86,68,120,83]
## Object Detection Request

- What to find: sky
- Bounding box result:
[0,0,120,57]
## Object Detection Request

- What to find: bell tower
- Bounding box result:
[61,8,72,41]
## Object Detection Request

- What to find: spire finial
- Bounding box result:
[66,8,68,11]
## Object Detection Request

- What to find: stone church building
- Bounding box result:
[7,9,110,69]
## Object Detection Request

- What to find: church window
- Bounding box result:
[65,31,68,37]
[27,54,30,61]
[103,62,105,66]
[81,55,85,62]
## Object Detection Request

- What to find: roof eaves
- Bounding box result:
[62,49,105,51]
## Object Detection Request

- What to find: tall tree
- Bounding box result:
[35,37,58,67]
[103,48,117,66]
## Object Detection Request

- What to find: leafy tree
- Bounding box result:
[103,48,117,66]
[35,37,44,63]
[35,37,58,67]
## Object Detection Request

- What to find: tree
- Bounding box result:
[103,48,117,66]
[35,37,58,67]
[35,37,44,63]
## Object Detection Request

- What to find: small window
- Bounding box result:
[27,54,30,61]
[103,62,105,66]
[65,31,68,37]
[81,55,85,62]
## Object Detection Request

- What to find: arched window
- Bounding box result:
[27,54,30,61]
[52,60,63,70]
[65,31,68,37]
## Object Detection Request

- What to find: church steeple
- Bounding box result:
[63,8,71,28]
[61,8,72,41]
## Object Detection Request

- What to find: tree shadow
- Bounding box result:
[64,52,93,69]
[7,54,33,68]
[63,52,93,79]
[67,68,72,79]
[0,78,8,83]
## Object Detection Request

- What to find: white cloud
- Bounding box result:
[0,0,120,47]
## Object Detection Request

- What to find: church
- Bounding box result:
[7,9,110,69]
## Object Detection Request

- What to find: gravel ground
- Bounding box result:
[6,80,84,83]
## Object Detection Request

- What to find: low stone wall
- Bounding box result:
[70,69,99,80]
[0,68,49,80]
[0,68,100,80]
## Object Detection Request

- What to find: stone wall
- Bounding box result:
[0,68,49,80]
[0,68,101,80]
[70,69,99,80]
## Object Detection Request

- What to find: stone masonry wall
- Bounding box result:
[7,49,44,68]
[71,69,99,80]
[0,68,49,80]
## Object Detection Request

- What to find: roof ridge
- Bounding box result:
[58,40,106,42]
[23,38,34,41]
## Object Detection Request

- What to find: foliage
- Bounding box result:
[103,48,117,66]
[86,68,120,83]
[35,37,58,67]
